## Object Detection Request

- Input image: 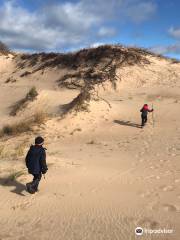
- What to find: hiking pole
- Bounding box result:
[152,103,155,127]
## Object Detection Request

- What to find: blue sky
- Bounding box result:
[0,0,180,58]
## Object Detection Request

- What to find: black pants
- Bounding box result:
[31,173,42,191]
[141,115,147,126]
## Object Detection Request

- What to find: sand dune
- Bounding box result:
[0,46,180,239]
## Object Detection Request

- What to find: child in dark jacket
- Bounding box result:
[25,136,48,194]
[140,104,154,127]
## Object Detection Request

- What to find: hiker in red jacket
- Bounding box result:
[140,104,154,127]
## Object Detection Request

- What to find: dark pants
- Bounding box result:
[141,115,147,126]
[32,173,42,191]
[26,173,42,193]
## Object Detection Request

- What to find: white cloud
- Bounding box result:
[90,42,105,48]
[0,2,59,50]
[168,27,180,39]
[0,1,105,51]
[0,0,158,51]
[98,27,116,37]
[126,1,157,23]
[151,43,180,55]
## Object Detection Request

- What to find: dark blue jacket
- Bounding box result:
[25,145,48,174]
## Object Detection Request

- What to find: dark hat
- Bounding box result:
[35,136,44,145]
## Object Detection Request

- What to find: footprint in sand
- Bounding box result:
[160,185,175,192]
[174,179,180,183]
[137,217,159,229]
[171,153,177,157]
[18,236,28,240]
[159,159,168,163]
[156,176,161,180]
[143,141,150,147]
[139,151,145,156]
[139,193,149,198]
[139,190,154,198]
[163,204,178,212]
[11,201,32,211]
[17,220,29,227]
[152,202,178,212]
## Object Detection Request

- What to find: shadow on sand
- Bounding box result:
[0,177,26,196]
[114,120,141,129]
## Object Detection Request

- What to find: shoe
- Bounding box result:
[26,183,36,194]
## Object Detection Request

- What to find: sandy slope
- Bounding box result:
[0,51,180,240]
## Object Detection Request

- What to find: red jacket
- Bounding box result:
[140,105,153,116]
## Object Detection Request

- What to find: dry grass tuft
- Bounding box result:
[14,143,25,157]
[1,122,31,136]
[0,111,47,137]
[10,87,38,116]
[7,170,26,181]
[0,41,10,55]
[33,111,47,124]
[0,145,6,158]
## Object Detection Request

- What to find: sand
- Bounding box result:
[0,51,180,240]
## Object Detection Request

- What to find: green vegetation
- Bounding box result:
[7,170,26,181]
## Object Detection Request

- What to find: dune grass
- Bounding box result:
[8,170,26,181]
[10,87,38,116]
[14,143,25,158]
[0,111,46,137]
[0,41,10,55]
[0,141,28,161]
